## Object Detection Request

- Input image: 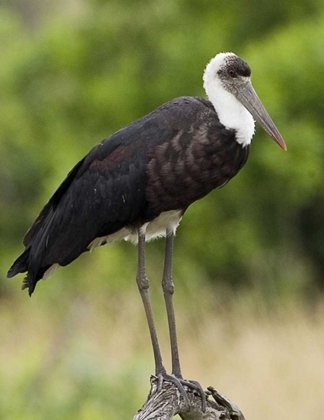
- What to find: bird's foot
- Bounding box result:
[178,378,207,412]
[156,372,207,412]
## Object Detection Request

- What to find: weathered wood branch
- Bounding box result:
[133,377,246,420]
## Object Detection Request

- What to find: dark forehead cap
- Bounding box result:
[226,56,251,77]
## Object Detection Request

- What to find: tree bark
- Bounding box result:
[133,377,246,420]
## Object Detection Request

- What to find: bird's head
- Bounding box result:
[203,52,287,151]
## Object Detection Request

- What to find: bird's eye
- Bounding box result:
[228,69,237,78]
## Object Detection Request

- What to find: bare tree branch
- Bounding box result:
[133,377,246,420]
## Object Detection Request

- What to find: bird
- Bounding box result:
[8,52,286,409]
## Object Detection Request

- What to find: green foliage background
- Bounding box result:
[1,0,324,418]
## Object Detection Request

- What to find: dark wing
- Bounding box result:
[8,96,207,295]
[8,95,248,295]
[23,158,86,247]
[8,120,157,294]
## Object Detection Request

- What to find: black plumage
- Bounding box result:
[8,96,249,295]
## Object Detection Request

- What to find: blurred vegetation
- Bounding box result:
[1,0,324,418]
[2,0,324,299]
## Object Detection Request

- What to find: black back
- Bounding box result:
[8,96,250,294]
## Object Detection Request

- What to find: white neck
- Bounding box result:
[203,56,255,147]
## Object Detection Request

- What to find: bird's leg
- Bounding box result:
[136,227,191,406]
[136,227,165,377]
[162,227,207,412]
[162,228,182,378]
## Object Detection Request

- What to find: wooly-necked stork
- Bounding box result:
[8,52,286,409]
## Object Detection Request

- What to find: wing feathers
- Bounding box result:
[8,96,244,296]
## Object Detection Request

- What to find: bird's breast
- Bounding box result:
[145,123,249,215]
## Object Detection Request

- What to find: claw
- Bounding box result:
[157,372,164,391]
[162,373,190,407]
[154,373,207,412]
[179,379,207,412]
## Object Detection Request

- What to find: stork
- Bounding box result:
[8,52,286,408]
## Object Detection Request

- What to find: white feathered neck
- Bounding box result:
[203,53,255,147]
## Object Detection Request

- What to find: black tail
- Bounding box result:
[7,248,40,296]
[7,248,30,279]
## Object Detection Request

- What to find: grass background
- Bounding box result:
[2,277,324,419]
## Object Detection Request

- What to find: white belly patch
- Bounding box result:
[42,210,183,281]
[88,209,183,249]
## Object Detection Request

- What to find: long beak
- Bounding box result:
[235,81,287,151]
